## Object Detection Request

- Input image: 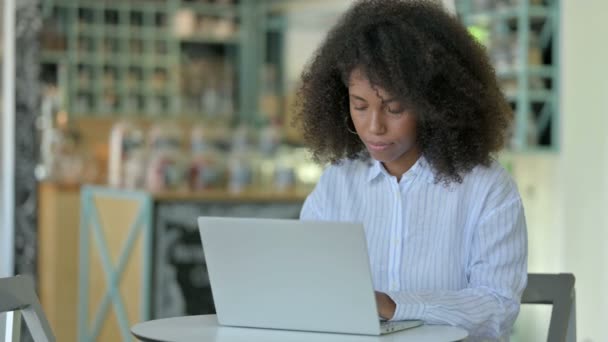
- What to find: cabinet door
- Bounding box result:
[152,201,302,318]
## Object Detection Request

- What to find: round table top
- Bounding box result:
[131,315,468,342]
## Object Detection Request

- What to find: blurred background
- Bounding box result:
[0,0,606,341]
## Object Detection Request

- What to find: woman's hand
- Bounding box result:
[375,291,396,320]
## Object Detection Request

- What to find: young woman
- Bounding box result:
[296,1,527,340]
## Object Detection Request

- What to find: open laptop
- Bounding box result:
[197,217,422,335]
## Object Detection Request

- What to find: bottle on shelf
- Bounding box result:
[273,146,296,193]
[146,123,187,192]
[227,125,254,193]
[108,120,145,188]
[189,124,225,191]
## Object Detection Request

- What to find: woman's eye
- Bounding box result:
[353,105,367,111]
[388,107,404,114]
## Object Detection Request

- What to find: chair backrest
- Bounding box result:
[522,273,576,342]
[0,275,55,342]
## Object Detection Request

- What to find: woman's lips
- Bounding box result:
[366,141,392,151]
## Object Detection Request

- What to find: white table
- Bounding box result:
[131,315,468,342]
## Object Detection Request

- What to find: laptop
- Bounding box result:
[197,217,423,335]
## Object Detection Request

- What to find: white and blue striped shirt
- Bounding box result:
[300,157,527,340]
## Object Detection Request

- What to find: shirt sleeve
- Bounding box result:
[300,167,330,221]
[387,196,528,340]
[300,190,323,220]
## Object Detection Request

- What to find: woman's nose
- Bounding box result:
[368,110,386,135]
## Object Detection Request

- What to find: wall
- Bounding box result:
[508,153,561,341]
[559,0,608,340]
[509,1,608,341]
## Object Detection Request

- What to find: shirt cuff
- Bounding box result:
[386,291,427,321]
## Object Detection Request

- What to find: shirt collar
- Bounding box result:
[366,156,435,184]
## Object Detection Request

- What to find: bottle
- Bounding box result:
[227,125,254,193]
[123,149,148,189]
[108,120,144,188]
[258,119,283,156]
[273,146,296,192]
[189,124,225,190]
[257,119,283,190]
[146,123,186,192]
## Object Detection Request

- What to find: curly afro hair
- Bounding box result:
[295,0,512,184]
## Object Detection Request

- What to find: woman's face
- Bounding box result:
[348,68,420,177]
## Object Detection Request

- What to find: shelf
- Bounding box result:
[265,17,286,32]
[463,5,552,25]
[497,65,555,79]
[152,188,310,203]
[48,0,170,12]
[506,90,554,103]
[76,25,170,40]
[119,89,180,96]
[177,35,239,45]
[139,90,175,98]
[72,89,179,100]
[69,53,175,67]
[178,3,239,17]
[499,145,558,156]
[457,1,560,152]
[41,51,66,64]
[38,1,301,129]
[37,181,311,203]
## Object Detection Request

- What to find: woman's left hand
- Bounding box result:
[374,291,396,320]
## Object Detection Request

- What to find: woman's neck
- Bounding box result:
[382,148,422,182]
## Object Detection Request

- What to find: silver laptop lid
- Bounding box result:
[198,217,382,335]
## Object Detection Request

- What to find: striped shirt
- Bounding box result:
[300,157,527,340]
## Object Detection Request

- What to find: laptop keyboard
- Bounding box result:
[380,320,390,326]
